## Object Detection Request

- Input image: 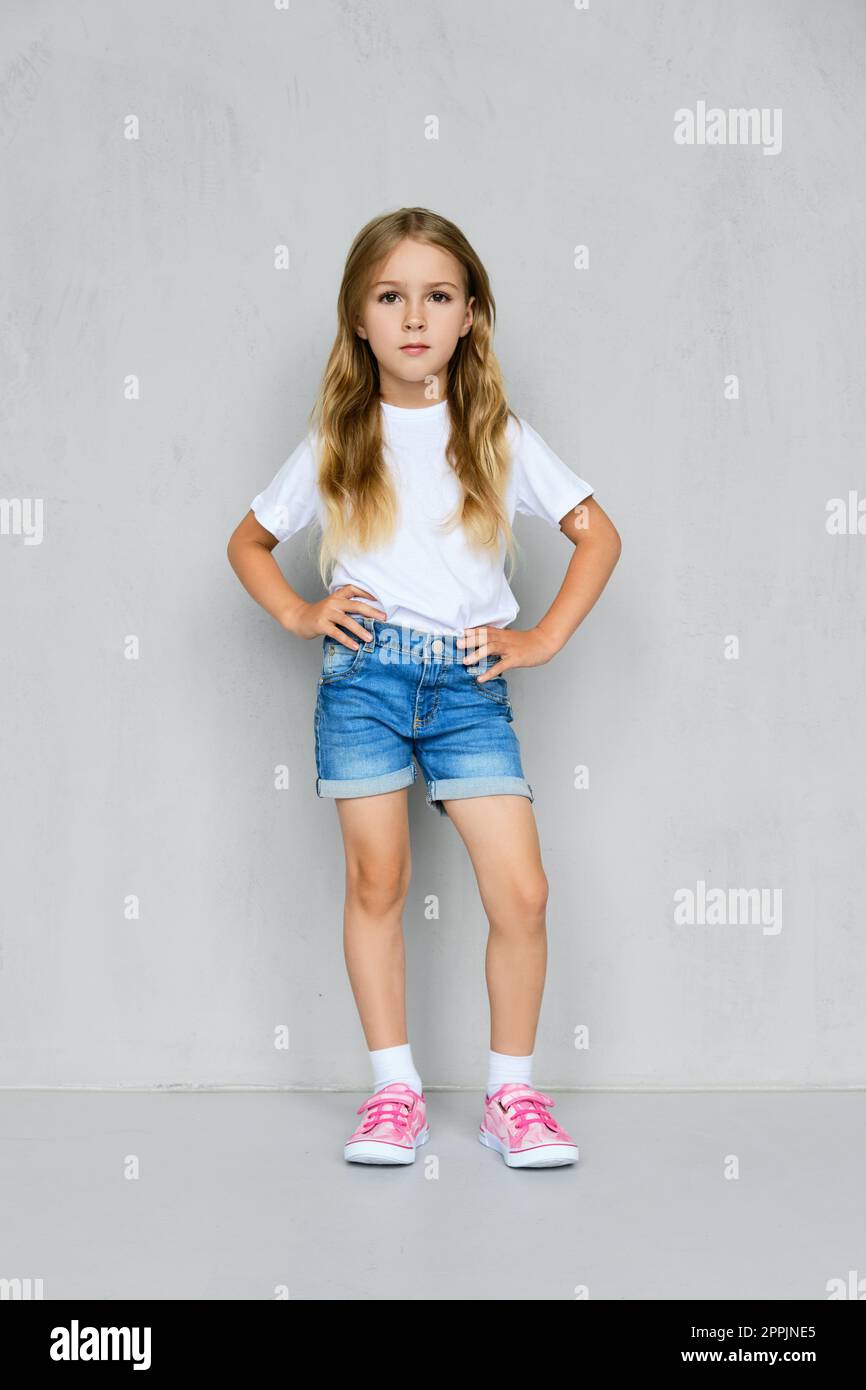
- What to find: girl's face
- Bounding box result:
[355,238,474,402]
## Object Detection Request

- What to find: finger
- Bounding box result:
[339,590,388,619]
[332,608,379,646]
[325,620,372,650]
[458,627,482,659]
[475,633,509,678]
[458,623,497,648]
[349,604,388,622]
[340,584,385,603]
[462,644,487,666]
[478,661,508,682]
[465,639,498,667]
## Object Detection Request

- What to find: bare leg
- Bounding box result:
[334,788,412,1050]
[440,795,548,1054]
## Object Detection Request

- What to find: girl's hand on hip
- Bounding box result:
[290,585,387,647]
[457,625,559,680]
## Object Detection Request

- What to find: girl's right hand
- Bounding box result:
[289,585,387,647]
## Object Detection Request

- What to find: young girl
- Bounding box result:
[228,207,621,1169]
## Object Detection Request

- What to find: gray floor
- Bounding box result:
[1,1089,861,1300]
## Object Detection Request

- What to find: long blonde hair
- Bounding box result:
[304,208,521,590]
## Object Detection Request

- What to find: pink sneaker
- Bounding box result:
[479,1083,579,1167]
[344,1083,429,1164]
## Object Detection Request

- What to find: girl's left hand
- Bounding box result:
[457,625,558,681]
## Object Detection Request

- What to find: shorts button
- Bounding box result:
[431,638,444,655]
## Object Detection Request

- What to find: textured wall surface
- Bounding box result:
[2,0,864,1089]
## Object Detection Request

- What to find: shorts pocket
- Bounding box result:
[467,657,511,706]
[320,633,373,683]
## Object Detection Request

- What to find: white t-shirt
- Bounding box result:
[249,398,594,635]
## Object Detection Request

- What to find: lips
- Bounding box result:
[401,344,429,353]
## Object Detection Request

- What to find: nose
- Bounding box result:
[403,303,426,330]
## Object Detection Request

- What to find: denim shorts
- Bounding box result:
[314,614,534,818]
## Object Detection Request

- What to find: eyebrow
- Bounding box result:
[372,280,461,291]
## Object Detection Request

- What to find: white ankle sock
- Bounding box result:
[487,1049,533,1099]
[369,1042,423,1098]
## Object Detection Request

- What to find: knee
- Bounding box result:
[520,873,549,923]
[491,873,549,931]
[346,859,411,916]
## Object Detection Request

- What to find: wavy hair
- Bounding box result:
[303,208,521,590]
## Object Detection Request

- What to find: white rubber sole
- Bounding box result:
[479,1126,579,1168]
[344,1125,430,1165]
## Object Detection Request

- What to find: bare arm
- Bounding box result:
[226,510,304,629]
[226,510,386,647]
[460,494,622,678]
[534,495,622,655]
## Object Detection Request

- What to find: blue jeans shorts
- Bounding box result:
[314,614,535,818]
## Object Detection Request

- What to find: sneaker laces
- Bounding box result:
[357,1091,414,1134]
[498,1089,557,1135]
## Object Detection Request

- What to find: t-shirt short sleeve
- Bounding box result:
[512,417,594,529]
[249,433,321,544]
